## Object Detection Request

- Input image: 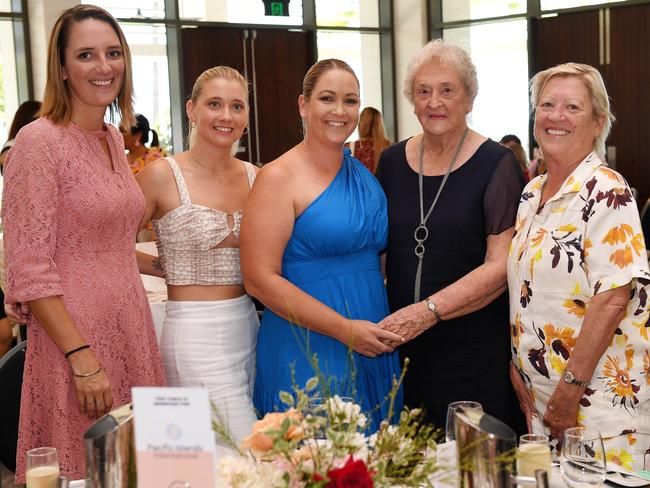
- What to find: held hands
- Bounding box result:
[509,362,535,432]
[377,301,437,343]
[5,301,30,324]
[68,348,113,419]
[339,319,404,357]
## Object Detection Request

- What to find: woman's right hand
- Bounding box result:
[510,361,534,432]
[339,319,403,357]
[5,301,30,324]
[68,349,113,419]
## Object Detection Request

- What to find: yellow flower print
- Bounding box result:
[601,224,634,246]
[600,355,640,412]
[599,167,622,182]
[583,238,592,258]
[558,224,577,232]
[609,246,633,269]
[542,324,576,373]
[631,233,645,255]
[632,317,649,341]
[606,448,634,471]
[530,228,547,248]
[642,350,650,386]
[529,249,542,279]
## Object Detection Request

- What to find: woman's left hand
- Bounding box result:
[543,385,581,442]
[378,301,435,343]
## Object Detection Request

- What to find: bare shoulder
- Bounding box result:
[135,155,173,186]
[253,148,300,189]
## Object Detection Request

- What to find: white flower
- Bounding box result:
[327,395,367,428]
[217,456,286,488]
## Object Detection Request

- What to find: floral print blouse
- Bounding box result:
[507,153,650,464]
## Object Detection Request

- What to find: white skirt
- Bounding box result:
[160,295,260,446]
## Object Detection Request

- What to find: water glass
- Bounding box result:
[560,427,606,487]
[517,433,552,477]
[26,447,60,488]
[445,401,483,442]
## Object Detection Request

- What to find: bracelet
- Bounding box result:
[64,344,90,359]
[72,366,102,378]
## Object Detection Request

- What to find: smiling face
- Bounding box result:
[412,62,472,137]
[187,77,249,149]
[62,18,125,121]
[299,68,360,146]
[534,75,603,164]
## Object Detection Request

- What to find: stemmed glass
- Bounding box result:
[26,447,59,488]
[445,401,483,442]
[560,427,607,487]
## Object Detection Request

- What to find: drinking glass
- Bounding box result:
[517,433,552,477]
[560,427,607,487]
[445,401,482,442]
[26,447,60,488]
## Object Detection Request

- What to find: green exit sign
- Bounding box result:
[263,0,289,16]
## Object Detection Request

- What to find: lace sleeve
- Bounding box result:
[483,149,524,236]
[1,125,63,303]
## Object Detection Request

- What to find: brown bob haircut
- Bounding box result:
[40,4,135,128]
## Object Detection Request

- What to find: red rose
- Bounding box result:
[327,456,374,488]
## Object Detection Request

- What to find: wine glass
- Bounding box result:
[560,427,607,487]
[445,401,483,442]
[26,447,59,488]
[517,433,552,477]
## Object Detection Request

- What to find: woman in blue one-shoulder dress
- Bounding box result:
[241,59,403,429]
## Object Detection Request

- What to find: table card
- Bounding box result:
[132,387,216,488]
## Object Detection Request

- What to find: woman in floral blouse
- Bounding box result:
[508,62,650,471]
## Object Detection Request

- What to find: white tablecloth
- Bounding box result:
[136,241,166,343]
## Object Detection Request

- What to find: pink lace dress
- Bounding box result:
[1,118,166,483]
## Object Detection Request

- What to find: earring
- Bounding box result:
[189,120,197,129]
[242,127,249,135]
[301,118,307,137]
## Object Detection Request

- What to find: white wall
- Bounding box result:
[393,0,428,141]
[28,0,79,99]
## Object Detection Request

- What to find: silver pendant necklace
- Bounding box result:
[413,127,469,302]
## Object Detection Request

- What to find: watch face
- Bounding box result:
[563,371,573,383]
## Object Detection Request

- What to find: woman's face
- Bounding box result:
[299,69,360,146]
[187,78,249,149]
[62,18,125,117]
[534,76,603,164]
[412,62,472,138]
[119,125,139,151]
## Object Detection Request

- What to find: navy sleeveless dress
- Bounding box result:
[253,149,402,428]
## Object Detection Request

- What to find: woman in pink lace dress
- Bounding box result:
[1,6,165,483]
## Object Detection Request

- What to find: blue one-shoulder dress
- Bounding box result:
[253,150,402,429]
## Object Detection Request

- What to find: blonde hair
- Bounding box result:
[40,4,134,128]
[403,39,478,105]
[358,107,389,163]
[530,62,614,160]
[302,59,359,101]
[187,66,249,148]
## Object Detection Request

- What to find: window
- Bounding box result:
[317,31,383,140]
[541,0,626,11]
[179,0,303,25]
[444,19,530,152]
[316,0,379,28]
[122,24,172,151]
[86,0,165,19]
[442,0,525,22]
[0,19,20,140]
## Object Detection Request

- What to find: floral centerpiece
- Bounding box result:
[215,360,450,487]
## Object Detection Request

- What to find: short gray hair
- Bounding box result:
[403,39,478,105]
[530,62,614,160]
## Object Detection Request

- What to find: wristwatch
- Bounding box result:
[562,369,590,388]
[424,297,442,323]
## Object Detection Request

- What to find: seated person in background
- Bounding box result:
[345,106,390,174]
[0,101,41,170]
[500,134,530,183]
[120,113,166,174]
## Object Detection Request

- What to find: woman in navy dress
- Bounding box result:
[241,59,403,428]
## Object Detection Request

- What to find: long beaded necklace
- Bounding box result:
[413,127,469,302]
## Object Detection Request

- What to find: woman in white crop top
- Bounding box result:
[135,66,259,450]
